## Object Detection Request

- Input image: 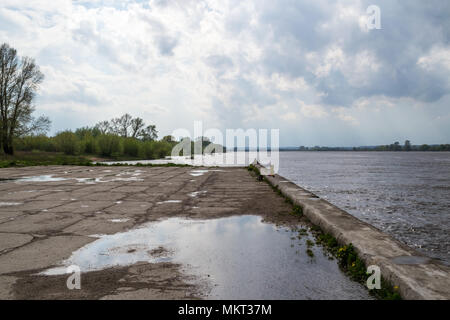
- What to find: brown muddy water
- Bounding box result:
[42,215,372,300]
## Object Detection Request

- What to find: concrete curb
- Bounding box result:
[255,165,450,300]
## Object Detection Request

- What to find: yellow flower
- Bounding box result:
[394,286,399,290]
[352,262,356,267]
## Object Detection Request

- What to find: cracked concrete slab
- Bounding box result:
[0,212,84,234]
[0,235,94,275]
[0,165,339,299]
[0,233,34,251]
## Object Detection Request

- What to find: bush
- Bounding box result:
[79,135,97,154]
[14,135,56,152]
[141,141,156,159]
[54,131,79,155]
[123,138,140,157]
[154,141,173,159]
[97,134,121,157]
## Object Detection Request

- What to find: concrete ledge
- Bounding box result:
[256,165,450,300]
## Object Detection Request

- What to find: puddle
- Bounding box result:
[15,175,68,182]
[116,170,144,177]
[188,191,207,198]
[75,178,100,184]
[156,200,182,204]
[190,170,209,177]
[0,202,22,206]
[42,215,372,299]
[189,170,226,177]
[7,174,144,185]
[7,190,37,194]
[391,255,431,265]
[109,219,130,223]
[107,177,144,182]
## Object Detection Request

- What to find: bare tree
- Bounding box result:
[0,43,49,154]
[140,125,158,141]
[108,113,132,137]
[118,113,132,137]
[95,114,158,141]
[130,117,145,138]
[95,120,111,134]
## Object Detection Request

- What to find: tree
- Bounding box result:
[404,140,412,151]
[94,114,157,141]
[130,117,145,138]
[95,120,110,135]
[110,113,132,137]
[140,125,158,141]
[0,43,50,154]
[162,135,175,143]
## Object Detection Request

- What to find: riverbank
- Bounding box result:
[0,151,193,168]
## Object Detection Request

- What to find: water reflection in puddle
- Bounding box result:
[43,215,371,299]
[6,174,143,184]
[0,202,22,206]
[109,219,130,223]
[15,175,68,182]
[189,191,207,198]
[190,170,209,177]
[156,200,182,204]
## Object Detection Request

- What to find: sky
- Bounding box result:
[1,0,449,147]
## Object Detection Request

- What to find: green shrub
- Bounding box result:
[80,135,97,154]
[97,134,121,157]
[123,138,140,157]
[54,131,79,155]
[15,135,56,152]
[140,140,173,159]
[141,141,156,159]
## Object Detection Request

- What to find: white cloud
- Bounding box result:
[0,0,449,145]
[417,46,450,72]
[332,107,359,125]
[299,101,329,119]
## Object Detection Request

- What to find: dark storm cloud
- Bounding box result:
[244,0,450,105]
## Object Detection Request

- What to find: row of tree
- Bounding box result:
[12,112,179,158]
[298,140,450,151]
[14,130,176,160]
[94,113,158,141]
[0,43,176,159]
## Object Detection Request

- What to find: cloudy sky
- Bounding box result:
[1,0,449,146]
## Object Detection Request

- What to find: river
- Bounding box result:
[279,151,450,266]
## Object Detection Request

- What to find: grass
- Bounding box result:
[306,248,314,257]
[247,164,402,300]
[306,239,314,247]
[315,236,401,300]
[0,151,192,168]
[0,151,92,168]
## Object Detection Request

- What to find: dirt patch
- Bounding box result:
[12,262,202,300]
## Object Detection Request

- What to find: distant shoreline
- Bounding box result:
[278,149,450,152]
